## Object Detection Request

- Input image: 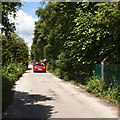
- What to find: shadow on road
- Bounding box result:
[3,91,54,119]
[33,71,47,74]
[27,68,32,70]
[23,67,32,73]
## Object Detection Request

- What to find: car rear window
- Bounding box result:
[35,63,45,66]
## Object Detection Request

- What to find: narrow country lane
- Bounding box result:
[3,64,118,119]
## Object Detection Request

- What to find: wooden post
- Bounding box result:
[101,56,109,82]
[101,61,104,82]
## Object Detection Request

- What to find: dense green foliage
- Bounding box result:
[2,62,27,110]
[32,2,120,80]
[2,33,28,111]
[2,33,29,65]
[1,2,29,111]
[31,2,120,105]
[1,2,28,111]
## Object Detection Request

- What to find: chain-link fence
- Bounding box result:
[94,64,120,85]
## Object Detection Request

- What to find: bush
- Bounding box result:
[46,59,57,72]
[54,68,61,76]
[105,81,119,105]
[86,75,119,105]
[2,73,14,110]
[2,62,27,111]
[86,76,103,94]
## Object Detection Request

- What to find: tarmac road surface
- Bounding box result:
[3,64,118,119]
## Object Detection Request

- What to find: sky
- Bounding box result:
[9,2,47,50]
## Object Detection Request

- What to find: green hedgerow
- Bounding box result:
[2,62,27,111]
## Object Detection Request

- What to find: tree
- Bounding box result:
[2,33,29,65]
[31,2,79,61]
[31,2,120,83]
[1,2,22,35]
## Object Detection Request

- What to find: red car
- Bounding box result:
[33,62,46,72]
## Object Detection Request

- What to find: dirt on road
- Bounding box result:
[3,64,118,119]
